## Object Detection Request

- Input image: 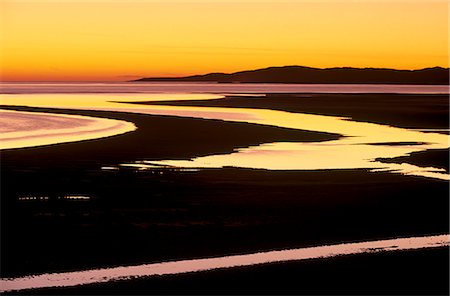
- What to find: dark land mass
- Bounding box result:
[1,103,448,280]
[1,97,449,294]
[0,105,338,170]
[14,248,449,295]
[142,93,449,131]
[133,65,450,85]
[377,148,450,173]
[2,165,449,279]
[141,93,450,171]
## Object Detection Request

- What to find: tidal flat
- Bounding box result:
[1,89,449,294]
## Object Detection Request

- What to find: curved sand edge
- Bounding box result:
[0,109,136,150]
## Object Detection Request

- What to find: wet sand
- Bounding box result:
[2,166,448,277]
[10,247,448,295]
[2,234,447,292]
[0,105,338,169]
[142,93,450,172]
[1,93,448,294]
[377,148,449,173]
[143,93,449,131]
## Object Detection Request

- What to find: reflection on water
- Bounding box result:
[118,163,199,172]
[63,195,90,200]
[17,195,91,201]
[1,234,448,292]
[147,141,449,180]
[18,196,49,201]
[1,82,449,94]
[0,92,449,179]
[0,93,224,109]
[1,86,449,291]
[0,109,136,150]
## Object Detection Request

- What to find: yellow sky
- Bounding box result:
[0,0,448,81]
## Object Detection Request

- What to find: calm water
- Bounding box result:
[1,234,448,292]
[0,83,449,180]
[1,82,449,94]
[1,83,449,291]
[0,110,135,150]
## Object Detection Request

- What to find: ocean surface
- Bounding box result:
[1,82,449,94]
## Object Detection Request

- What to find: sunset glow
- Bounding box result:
[1,0,448,81]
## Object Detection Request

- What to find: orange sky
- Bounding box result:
[0,0,448,81]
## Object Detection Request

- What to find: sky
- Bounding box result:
[0,0,448,81]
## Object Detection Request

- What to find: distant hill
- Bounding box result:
[133,66,449,84]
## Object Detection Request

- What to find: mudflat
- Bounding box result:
[141,93,450,171]
[143,93,449,131]
[11,248,448,295]
[1,92,448,294]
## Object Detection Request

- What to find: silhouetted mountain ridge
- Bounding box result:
[133,66,449,84]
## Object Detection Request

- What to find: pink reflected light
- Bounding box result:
[1,234,448,292]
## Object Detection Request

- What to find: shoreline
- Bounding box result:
[0,109,136,150]
[141,93,449,131]
[2,103,447,177]
[2,234,448,293]
[136,93,449,172]
[0,105,339,168]
[1,93,448,293]
[2,166,448,278]
[18,247,447,295]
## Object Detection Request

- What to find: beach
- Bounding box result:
[1,88,449,294]
[3,0,449,294]
[10,247,448,295]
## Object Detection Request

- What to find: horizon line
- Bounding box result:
[1,65,448,83]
